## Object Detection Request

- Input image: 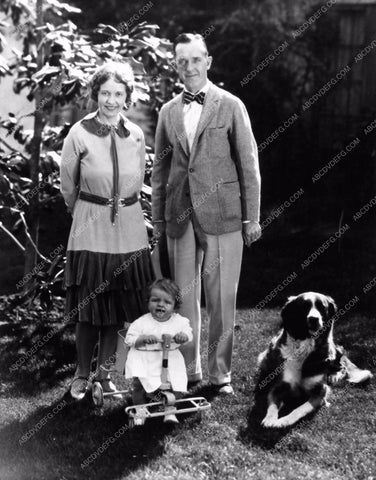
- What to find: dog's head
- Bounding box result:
[281,292,337,340]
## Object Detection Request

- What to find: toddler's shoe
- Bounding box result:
[70,377,89,400]
[164,413,179,424]
[133,406,148,426]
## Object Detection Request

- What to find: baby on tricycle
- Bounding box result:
[124,278,209,426]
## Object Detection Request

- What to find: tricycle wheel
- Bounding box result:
[92,382,104,407]
[161,391,176,406]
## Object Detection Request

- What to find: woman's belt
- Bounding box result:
[79,191,139,207]
[78,191,139,225]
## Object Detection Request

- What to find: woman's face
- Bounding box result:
[97,78,127,124]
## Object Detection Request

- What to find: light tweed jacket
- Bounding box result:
[152,84,261,238]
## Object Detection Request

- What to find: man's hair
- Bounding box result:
[148,278,182,310]
[173,33,208,55]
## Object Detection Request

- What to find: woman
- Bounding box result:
[60,61,154,400]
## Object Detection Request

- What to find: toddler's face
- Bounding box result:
[148,287,175,322]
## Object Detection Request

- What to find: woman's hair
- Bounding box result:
[89,61,134,109]
[148,278,182,310]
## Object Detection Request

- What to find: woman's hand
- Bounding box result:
[174,332,189,344]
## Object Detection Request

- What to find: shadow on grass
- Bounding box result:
[237,375,291,450]
[0,317,76,396]
[0,389,200,480]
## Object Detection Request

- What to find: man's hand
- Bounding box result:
[242,222,261,247]
[174,332,189,344]
[135,335,159,348]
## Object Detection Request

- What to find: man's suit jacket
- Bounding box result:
[152,83,261,238]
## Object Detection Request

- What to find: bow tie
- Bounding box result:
[183,91,205,105]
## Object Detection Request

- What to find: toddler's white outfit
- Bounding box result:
[125,313,193,393]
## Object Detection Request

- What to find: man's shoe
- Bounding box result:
[217,384,234,395]
[70,377,88,400]
[187,379,202,390]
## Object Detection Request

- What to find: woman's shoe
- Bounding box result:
[70,377,89,400]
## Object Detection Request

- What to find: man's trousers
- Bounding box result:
[167,220,243,385]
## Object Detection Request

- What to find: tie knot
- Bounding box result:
[183,91,205,105]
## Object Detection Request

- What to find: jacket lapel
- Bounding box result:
[190,85,220,157]
[170,94,189,158]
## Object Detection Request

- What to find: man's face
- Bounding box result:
[175,39,212,93]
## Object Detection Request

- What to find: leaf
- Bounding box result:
[45,151,61,167]
[47,253,63,276]
[39,287,52,310]
[0,32,8,48]
[32,66,61,83]
[124,56,146,75]
[46,0,82,14]
[0,55,11,75]
[95,24,120,36]
[0,175,11,195]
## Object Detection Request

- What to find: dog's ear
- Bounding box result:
[326,295,337,318]
[281,295,308,339]
[286,295,297,303]
[281,296,297,329]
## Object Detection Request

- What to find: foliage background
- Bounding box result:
[0,0,375,311]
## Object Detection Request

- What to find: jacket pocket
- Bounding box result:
[218,181,241,222]
[208,127,231,158]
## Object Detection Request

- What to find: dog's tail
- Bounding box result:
[341,356,373,384]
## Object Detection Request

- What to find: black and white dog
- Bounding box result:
[258,292,373,428]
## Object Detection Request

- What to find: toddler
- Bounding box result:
[125,278,193,423]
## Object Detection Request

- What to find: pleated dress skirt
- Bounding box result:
[63,199,155,327]
[64,249,154,326]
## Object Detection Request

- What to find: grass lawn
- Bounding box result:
[0,295,375,480]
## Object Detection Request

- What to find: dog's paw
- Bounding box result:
[328,370,346,385]
[262,417,291,429]
[261,416,282,428]
[347,369,373,384]
[273,416,294,428]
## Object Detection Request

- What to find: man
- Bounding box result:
[152,33,261,394]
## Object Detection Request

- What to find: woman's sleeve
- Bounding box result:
[60,125,82,214]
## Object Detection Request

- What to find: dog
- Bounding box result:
[258,292,373,428]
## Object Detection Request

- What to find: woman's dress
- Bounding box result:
[60,111,154,325]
